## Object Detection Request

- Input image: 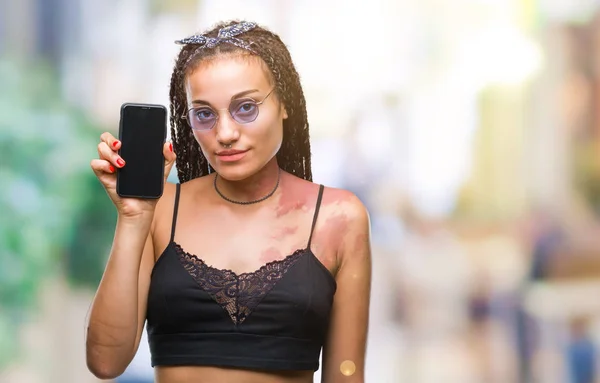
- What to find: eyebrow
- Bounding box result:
[191,89,260,106]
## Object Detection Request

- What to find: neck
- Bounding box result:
[214,159,281,204]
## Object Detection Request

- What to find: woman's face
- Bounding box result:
[184,55,287,181]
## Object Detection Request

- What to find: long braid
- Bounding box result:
[168,45,207,182]
[169,20,312,183]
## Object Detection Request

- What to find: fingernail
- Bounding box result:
[113,141,119,148]
[169,143,173,152]
[109,165,115,173]
[117,159,125,167]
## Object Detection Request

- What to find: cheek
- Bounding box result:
[256,104,285,144]
[261,121,283,153]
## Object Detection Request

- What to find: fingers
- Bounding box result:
[100,132,121,150]
[90,158,116,176]
[92,132,123,183]
[94,134,175,183]
[97,133,126,169]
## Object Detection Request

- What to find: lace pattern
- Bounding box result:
[174,243,306,325]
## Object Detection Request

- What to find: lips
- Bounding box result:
[215,149,249,163]
[216,149,248,156]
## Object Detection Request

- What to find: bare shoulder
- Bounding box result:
[312,184,371,267]
[284,175,368,219]
[158,176,211,208]
[151,182,179,232]
[321,185,370,229]
[155,182,178,213]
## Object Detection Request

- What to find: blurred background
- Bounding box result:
[2,0,600,382]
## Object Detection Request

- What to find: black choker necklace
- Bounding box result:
[213,168,281,205]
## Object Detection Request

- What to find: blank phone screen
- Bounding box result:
[117,104,166,198]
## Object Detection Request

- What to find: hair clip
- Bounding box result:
[175,21,257,52]
[174,35,207,45]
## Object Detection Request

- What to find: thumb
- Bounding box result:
[163,141,177,182]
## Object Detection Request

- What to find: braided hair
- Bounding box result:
[169,20,312,183]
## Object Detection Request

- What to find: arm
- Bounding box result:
[86,134,175,379]
[85,213,156,379]
[321,195,372,383]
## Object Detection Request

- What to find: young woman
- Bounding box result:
[87,20,371,383]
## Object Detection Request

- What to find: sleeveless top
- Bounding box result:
[146,184,337,371]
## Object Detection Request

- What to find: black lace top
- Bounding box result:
[146,184,336,371]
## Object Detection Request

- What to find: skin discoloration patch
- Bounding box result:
[271,226,299,241]
[321,189,355,207]
[321,214,350,248]
[353,233,369,248]
[275,193,308,218]
[308,213,348,273]
[259,246,283,263]
[340,360,356,376]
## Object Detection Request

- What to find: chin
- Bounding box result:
[213,163,255,181]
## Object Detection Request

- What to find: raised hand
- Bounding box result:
[90,132,176,219]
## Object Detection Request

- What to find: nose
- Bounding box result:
[215,110,240,144]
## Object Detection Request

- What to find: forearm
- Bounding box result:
[86,215,152,376]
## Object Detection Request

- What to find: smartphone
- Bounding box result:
[116,103,167,199]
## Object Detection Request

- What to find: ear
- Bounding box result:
[281,104,288,120]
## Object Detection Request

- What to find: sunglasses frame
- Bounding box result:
[182,88,276,131]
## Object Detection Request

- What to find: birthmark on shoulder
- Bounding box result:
[325,213,350,229]
[313,213,350,253]
[321,187,355,207]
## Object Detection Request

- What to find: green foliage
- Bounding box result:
[0,57,115,368]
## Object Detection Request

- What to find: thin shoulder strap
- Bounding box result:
[307,184,325,248]
[170,183,181,243]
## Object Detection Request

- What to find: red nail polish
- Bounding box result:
[113,141,119,148]
[109,165,115,173]
[169,143,173,152]
[117,159,125,167]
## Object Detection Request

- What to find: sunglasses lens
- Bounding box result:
[230,99,259,124]
[187,97,263,130]
[189,108,216,130]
